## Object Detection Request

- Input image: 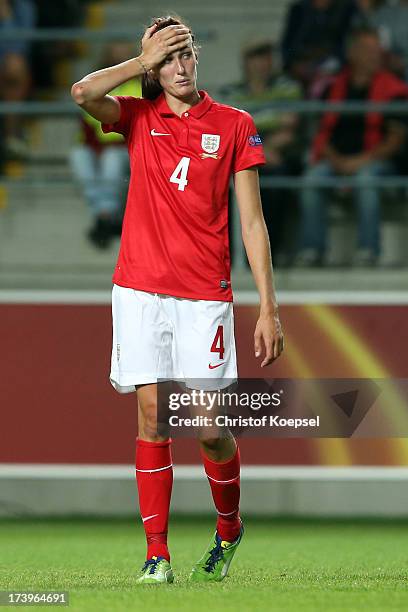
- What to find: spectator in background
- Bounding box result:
[352,1,408,80]
[307,0,385,100]
[296,28,408,268]
[70,43,140,249]
[0,0,36,158]
[281,0,357,92]
[220,40,303,263]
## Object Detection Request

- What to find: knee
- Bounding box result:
[304,162,330,182]
[354,163,378,185]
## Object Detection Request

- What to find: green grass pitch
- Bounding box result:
[1,516,408,611]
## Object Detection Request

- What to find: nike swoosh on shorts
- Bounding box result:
[208,363,225,370]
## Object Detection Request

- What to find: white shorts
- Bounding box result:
[109,284,237,393]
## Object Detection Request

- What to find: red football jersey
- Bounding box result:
[102,90,265,301]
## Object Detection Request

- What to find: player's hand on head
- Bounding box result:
[254,311,284,367]
[141,24,191,70]
[141,23,158,46]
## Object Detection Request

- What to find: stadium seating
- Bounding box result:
[1,0,407,291]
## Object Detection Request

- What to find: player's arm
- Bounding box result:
[70,24,191,123]
[234,167,284,366]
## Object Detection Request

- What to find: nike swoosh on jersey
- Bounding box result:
[151,129,171,136]
[208,362,225,370]
[142,513,159,523]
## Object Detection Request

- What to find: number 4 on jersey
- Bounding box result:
[170,157,190,191]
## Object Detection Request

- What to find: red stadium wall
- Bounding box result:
[2,302,408,466]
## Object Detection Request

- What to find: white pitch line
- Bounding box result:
[1,464,408,481]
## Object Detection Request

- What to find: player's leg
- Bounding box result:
[187,429,243,582]
[165,296,243,581]
[136,383,173,560]
[169,296,241,539]
[109,286,175,583]
[199,433,241,543]
[135,383,174,583]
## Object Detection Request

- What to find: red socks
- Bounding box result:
[202,446,241,542]
[135,438,241,560]
[135,438,173,561]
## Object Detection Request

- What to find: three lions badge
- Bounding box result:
[200,134,221,159]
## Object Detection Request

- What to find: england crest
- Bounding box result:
[201,134,220,154]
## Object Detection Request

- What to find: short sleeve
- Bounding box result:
[101,95,144,137]
[233,111,266,174]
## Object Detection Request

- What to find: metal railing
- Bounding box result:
[1,100,408,115]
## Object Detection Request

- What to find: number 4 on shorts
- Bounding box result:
[211,325,224,360]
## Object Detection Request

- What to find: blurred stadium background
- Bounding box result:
[2,0,408,522]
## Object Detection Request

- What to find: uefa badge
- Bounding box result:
[200,134,221,159]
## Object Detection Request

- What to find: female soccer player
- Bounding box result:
[71,15,284,584]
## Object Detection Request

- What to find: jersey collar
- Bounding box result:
[153,90,213,119]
